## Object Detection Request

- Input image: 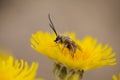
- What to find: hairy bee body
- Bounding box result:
[54,34,78,54]
[48,14,81,56]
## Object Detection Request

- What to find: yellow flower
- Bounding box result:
[113,73,120,80]
[0,50,42,80]
[30,31,116,71]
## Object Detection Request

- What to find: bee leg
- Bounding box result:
[70,51,74,58]
[62,44,67,52]
[71,44,76,52]
[68,44,75,57]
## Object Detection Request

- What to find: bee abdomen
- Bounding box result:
[64,41,77,53]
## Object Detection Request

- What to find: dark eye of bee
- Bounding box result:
[54,35,61,42]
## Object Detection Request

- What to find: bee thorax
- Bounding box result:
[54,34,78,54]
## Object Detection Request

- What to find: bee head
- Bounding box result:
[54,35,62,43]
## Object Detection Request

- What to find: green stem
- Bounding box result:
[53,62,84,80]
[64,71,80,80]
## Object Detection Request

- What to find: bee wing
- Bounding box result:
[76,44,82,52]
[72,41,82,52]
[48,14,58,36]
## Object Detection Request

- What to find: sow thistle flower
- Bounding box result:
[0,50,42,80]
[31,31,116,80]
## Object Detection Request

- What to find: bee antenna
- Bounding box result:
[48,13,58,36]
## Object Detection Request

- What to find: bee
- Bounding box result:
[48,14,81,56]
